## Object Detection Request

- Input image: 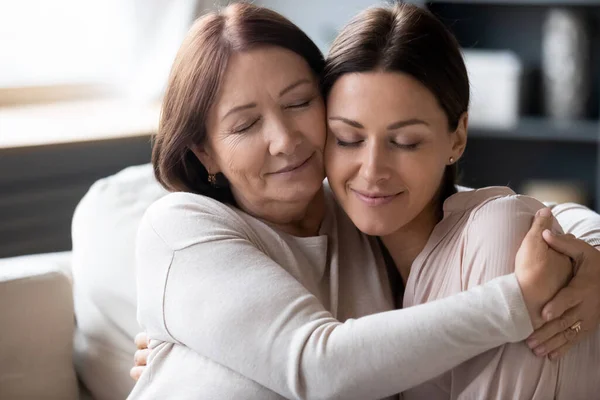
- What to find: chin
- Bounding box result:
[281,176,323,200]
[354,218,398,237]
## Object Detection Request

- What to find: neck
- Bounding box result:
[381,198,442,285]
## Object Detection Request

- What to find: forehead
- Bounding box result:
[215,47,315,105]
[327,71,442,118]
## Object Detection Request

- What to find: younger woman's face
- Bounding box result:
[325,72,467,236]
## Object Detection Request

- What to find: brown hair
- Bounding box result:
[152,2,325,202]
[322,3,469,202]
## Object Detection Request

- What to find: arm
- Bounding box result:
[136,196,532,400]
[524,203,600,359]
[549,203,600,248]
[449,195,572,399]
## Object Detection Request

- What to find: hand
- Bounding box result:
[514,208,573,330]
[526,232,600,360]
[130,332,150,381]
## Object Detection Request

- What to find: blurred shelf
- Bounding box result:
[428,0,600,5]
[469,117,600,143]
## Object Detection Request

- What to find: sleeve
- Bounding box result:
[136,196,535,400]
[548,203,600,248]
[451,195,565,399]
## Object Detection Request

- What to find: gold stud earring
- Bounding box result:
[208,174,217,186]
[449,157,455,164]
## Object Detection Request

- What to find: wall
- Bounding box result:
[255,0,424,54]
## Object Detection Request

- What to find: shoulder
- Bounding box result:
[141,192,256,251]
[458,188,557,256]
[444,186,545,229]
[457,189,548,285]
[469,194,546,234]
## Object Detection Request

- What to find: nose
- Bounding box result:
[266,113,302,156]
[360,142,391,184]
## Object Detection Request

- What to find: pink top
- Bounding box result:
[402,186,600,400]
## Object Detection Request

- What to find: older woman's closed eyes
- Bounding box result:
[128,3,600,400]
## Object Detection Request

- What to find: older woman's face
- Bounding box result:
[199,47,326,217]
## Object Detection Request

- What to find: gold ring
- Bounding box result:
[569,321,582,334]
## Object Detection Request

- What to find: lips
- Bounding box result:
[271,153,313,174]
[351,189,402,206]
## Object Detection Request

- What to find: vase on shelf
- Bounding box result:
[541,8,591,121]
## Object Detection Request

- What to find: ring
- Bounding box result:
[569,321,582,334]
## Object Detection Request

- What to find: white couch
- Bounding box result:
[0,164,167,399]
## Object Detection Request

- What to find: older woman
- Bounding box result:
[129,3,600,399]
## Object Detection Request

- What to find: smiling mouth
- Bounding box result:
[351,189,402,206]
[271,153,314,175]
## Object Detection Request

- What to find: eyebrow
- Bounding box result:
[222,103,257,121]
[279,78,311,97]
[386,118,429,130]
[221,79,311,122]
[328,117,429,130]
[328,116,364,129]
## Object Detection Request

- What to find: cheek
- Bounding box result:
[301,102,327,149]
[216,136,266,182]
[324,141,346,184]
[401,153,447,197]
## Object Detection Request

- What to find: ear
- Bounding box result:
[449,112,468,162]
[190,144,221,175]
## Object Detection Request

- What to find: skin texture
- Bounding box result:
[194,47,327,236]
[325,71,467,280]
[130,53,600,381]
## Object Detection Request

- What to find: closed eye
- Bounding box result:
[285,99,311,109]
[336,138,363,147]
[392,142,420,150]
[233,117,260,133]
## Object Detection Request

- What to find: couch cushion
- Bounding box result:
[71,163,167,400]
[0,253,78,400]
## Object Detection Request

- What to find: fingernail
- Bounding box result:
[543,311,553,321]
[543,229,554,238]
[537,208,551,217]
[534,346,546,356]
[526,339,539,349]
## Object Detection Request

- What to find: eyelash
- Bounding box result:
[336,139,361,147]
[393,142,420,150]
[335,139,420,150]
[234,117,260,133]
[285,99,311,109]
[231,99,312,133]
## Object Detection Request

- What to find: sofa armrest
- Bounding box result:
[0,252,78,400]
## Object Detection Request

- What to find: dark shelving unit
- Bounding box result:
[429,0,600,5]
[427,0,600,210]
[470,118,600,143]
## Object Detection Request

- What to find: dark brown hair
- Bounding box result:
[152,2,325,202]
[322,3,469,203]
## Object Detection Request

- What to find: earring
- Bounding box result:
[449,157,455,164]
[208,174,217,186]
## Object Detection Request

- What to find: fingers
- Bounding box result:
[134,348,150,367]
[525,208,554,240]
[543,230,584,262]
[135,332,149,350]
[548,341,575,361]
[527,307,580,347]
[526,310,583,360]
[130,366,144,382]
[130,344,150,382]
[541,286,582,322]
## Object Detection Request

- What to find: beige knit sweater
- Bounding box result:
[129,186,542,400]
